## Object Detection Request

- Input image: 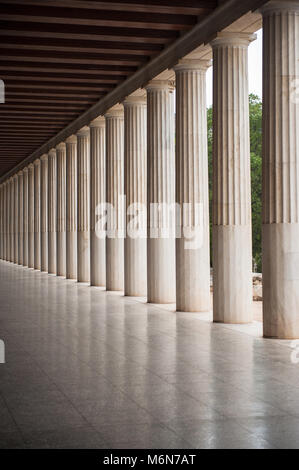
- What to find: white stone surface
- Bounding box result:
[48,149,57,275]
[124,93,147,297]
[261,1,299,339]
[175,59,211,312]
[105,104,124,291]
[146,79,176,303]
[211,32,254,323]
[33,159,41,270]
[22,168,28,267]
[13,174,18,264]
[90,117,106,287]
[17,171,23,266]
[40,155,48,272]
[77,126,90,283]
[56,143,66,277]
[65,135,77,280]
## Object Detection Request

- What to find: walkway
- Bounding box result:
[0,260,298,449]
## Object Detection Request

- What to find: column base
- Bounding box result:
[263,223,299,339]
[147,237,175,304]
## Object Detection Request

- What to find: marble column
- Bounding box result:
[48,149,57,274]
[56,143,66,277]
[65,135,77,280]
[174,59,211,312]
[17,171,23,265]
[105,104,125,291]
[2,183,6,260]
[0,184,3,259]
[28,163,35,268]
[23,168,28,267]
[6,179,11,262]
[261,1,299,338]
[146,79,176,303]
[90,117,106,287]
[123,94,147,297]
[10,177,14,262]
[211,32,254,323]
[77,127,90,283]
[13,174,18,264]
[34,159,41,270]
[40,155,48,272]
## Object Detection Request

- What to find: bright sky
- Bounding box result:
[206,28,263,107]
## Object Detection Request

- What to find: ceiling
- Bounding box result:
[0,0,218,178]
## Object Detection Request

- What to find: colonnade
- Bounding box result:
[0,2,298,339]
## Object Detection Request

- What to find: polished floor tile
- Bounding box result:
[0,260,299,448]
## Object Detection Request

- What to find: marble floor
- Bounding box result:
[0,259,298,449]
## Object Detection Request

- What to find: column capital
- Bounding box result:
[145,78,175,92]
[33,158,40,166]
[77,126,90,137]
[89,116,105,128]
[13,173,18,180]
[48,148,56,159]
[56,142,66,151]
[23,167,28,173]
[65,134,77,144]
[105,103,124,118]
[260,0,299,15]
[123,94,146,107]
[28,163,34,170]
[210,31,256,48]
[40,154,48,161]
[174,58,211,73]
[17,169,23,177]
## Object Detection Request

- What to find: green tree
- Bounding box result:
[207,93,262,272]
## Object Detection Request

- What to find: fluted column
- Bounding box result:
[6,179,11,262]
[33,159,41,270]
[66,135,77,280]
[17,171,23,265]
[13,174,18,264]
[23,168,28,266]
[123,94,147,296]
[77,126,90,283]
[105,104,125,291]
[146,79,176,303]
[211,32,254,323]
[28,164,35,268]
[40,155,48,272]
[174,59,211,312]
[56,143,66,277]
[10,177,14,262]
[0,184,3,259]
[48,149,57,274]
[90,117,106,287]
[2,182,6,260]
[261,1,299,338]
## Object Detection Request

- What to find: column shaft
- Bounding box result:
[90,118,106,287]
[18,171,23,265]
[40,155,48,272]
[146,80,176,303]
[175,60,211,312]
[23,168,28,266]
[56,143,66,277]
[105,104,125,291]
[77,127,90,282]
[28,164,35,268]
[211,33,254,323]
[13,175,18,264]
[48,149,57,274]
[124,95,147,296]
[10,177,14,262]
[66,135,77,280]
[261,2,299,338]
[34,159,41,270]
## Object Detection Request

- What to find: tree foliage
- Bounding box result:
[207,93,262,272]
